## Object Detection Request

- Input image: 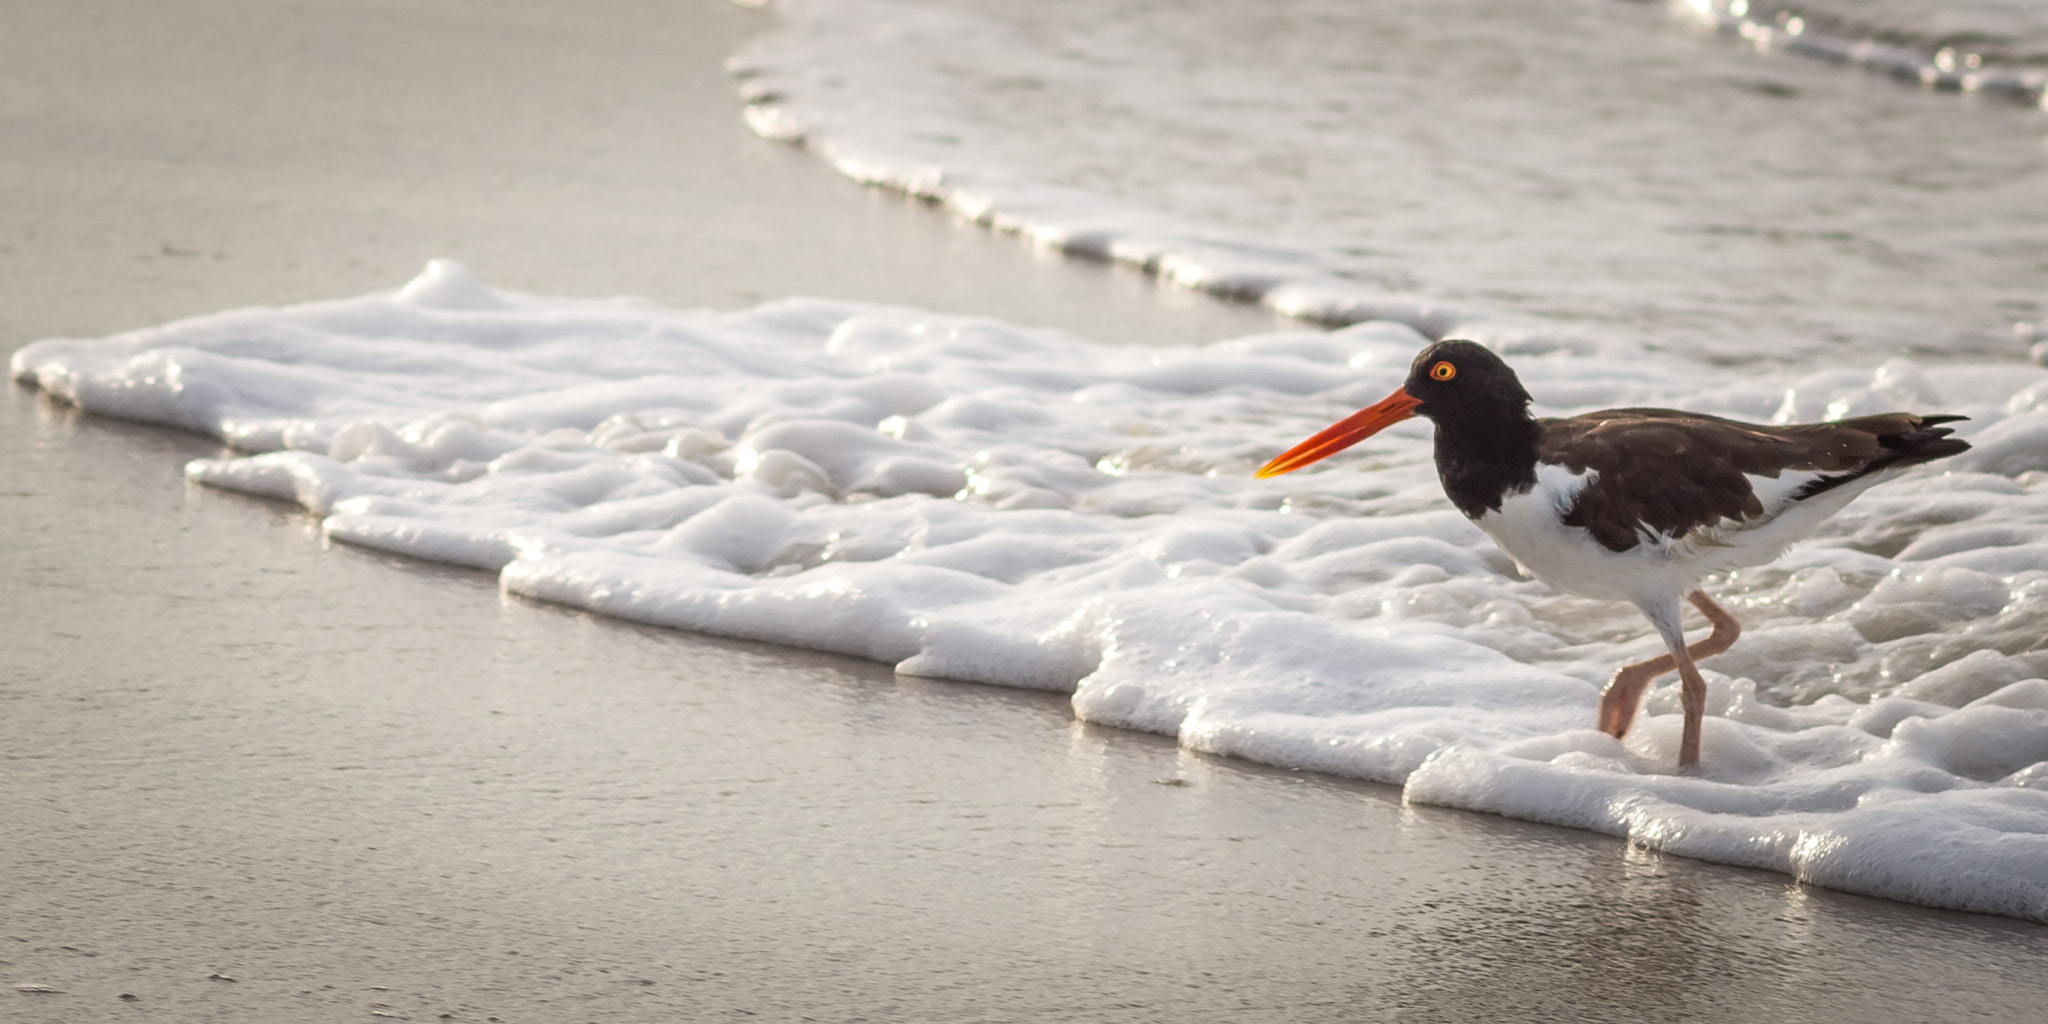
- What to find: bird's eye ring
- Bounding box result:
[1430,361,1457,381]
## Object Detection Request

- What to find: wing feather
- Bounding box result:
[1538,409,1967,553]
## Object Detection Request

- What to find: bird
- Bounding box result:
[1256,339,1970,770]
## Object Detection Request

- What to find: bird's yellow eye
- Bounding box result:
[1430,361,1457,382]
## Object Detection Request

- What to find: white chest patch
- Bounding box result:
[1471,463,1695,605]
[1469,461,1897,605]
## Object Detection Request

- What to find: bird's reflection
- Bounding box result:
[1377,813,1800,1022]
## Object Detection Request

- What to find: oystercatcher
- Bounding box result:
[1257,340,1970,769]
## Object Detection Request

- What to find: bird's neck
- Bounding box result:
[1432,413,1541,519]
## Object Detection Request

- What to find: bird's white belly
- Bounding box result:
[1470,462,1893,605]
[1472,468,1697,605]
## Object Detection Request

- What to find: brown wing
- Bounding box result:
[1537,409,1969,553]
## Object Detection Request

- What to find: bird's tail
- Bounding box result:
[1881,414,1972,466]
[1788,413,1970,502]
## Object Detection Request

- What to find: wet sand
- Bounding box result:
[5,1,2047,1021]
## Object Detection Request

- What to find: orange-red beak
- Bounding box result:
[1255,388,1423,478]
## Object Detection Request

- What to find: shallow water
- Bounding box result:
[735,0,2048,363]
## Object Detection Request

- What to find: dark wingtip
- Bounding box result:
[1877,414,1971,460]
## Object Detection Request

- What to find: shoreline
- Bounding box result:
[6,1,2048,1020]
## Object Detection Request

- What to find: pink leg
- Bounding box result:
[1673,643,1710,769]
[1597,591,1740,746]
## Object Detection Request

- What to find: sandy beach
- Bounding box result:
[6,2,2048,1021]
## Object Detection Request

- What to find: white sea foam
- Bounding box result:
[16,261,2048,920]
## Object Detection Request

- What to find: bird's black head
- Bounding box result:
[1401,339,1534,427]
[1254,339,1537,481]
